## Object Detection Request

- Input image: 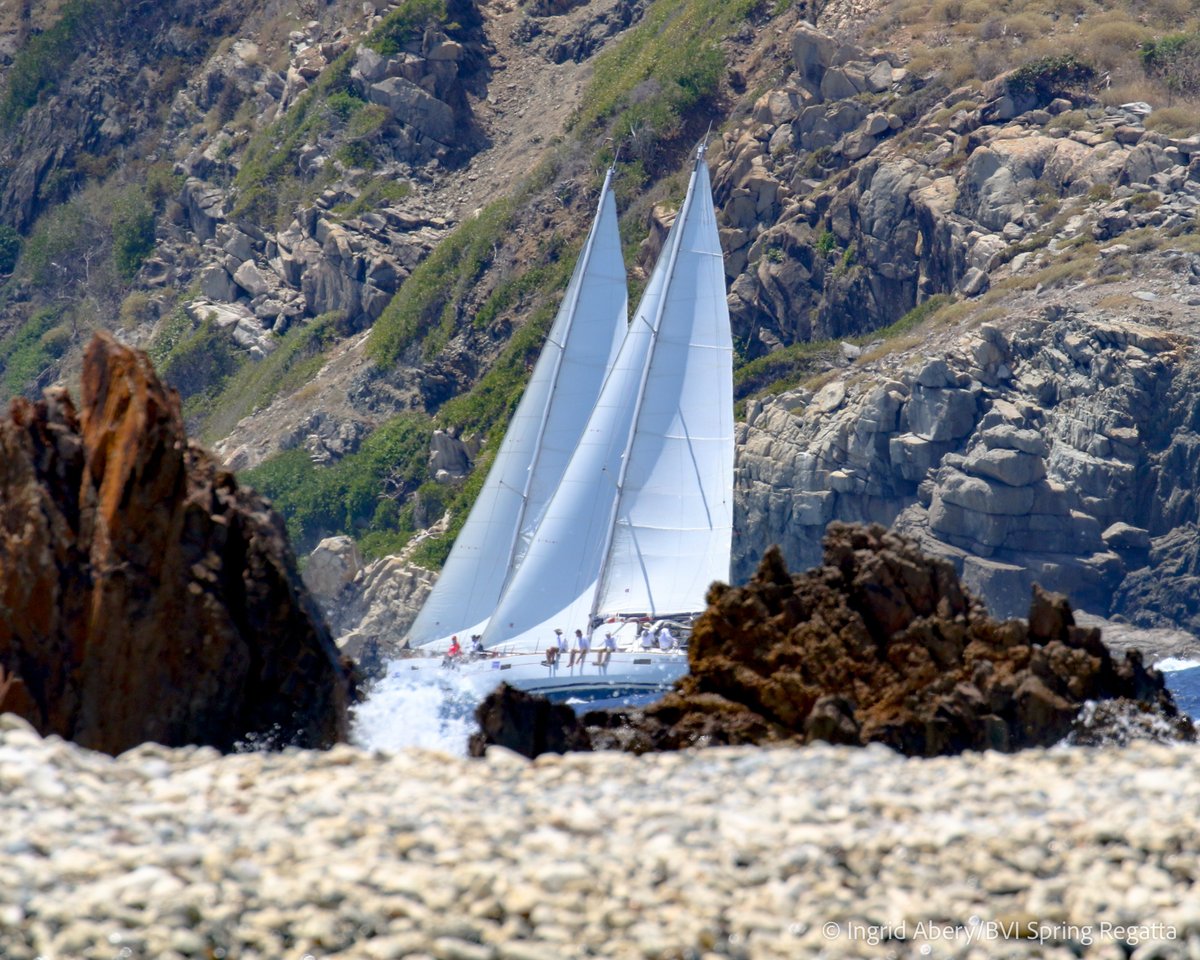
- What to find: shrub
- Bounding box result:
[1145,105,1200,136]
[0,307,64,399]
[1006,55,1097,103]
[111,187,156,280]
[240,412,434,555]
[1141,33,1200,100]
[159,317,242,402]
[0,226,20,274]
[366,0,448,55]
[1079,19,1153,70]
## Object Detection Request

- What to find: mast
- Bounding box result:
[406,171,627,648]
[589,143,733,623]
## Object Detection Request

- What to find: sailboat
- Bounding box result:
[401,145,732,701]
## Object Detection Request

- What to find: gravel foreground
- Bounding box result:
[1,713,1197,960]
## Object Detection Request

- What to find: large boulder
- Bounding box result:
[0,333,353,755]
[469,683,592,758]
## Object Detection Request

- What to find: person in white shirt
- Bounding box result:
[639,626,654,651]
[544,628,565,665]
[568,628,590,666]
[596,630,617,665]
[656,625,674,650]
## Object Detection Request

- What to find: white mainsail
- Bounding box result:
[407,169,628,648]
[481,147,733,651]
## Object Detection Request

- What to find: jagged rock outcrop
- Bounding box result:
[323,555,434,660]
[577,524,1191,756]
[0,333,353,755]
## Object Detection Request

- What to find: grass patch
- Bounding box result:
[197,315,342,444]
[367,198,517,366]
[571,0,768,174]
[733,339,838,400]
[0,307,65,399]
[333,177,413,219]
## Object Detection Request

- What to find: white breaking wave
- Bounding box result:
[351,662,482,755]
[1155,657,1200,673]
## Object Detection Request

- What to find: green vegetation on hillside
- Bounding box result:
[1141,32,1200,101]
[233,0,449,226]
[0,0,122,128]
[572,0,762,173]
[0,307,67,398]
[241,412,434,558]
[196,315,342,443]
[368,198,517,367]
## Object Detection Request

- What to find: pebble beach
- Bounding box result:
[1,712,1198,960]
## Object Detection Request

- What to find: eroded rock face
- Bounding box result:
[579,523,1190,757]
[0,334,352,755]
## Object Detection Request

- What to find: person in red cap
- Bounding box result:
[447,635,462,658]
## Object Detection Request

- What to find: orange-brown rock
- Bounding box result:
[0,333,352,754]
[582,523,1192,756]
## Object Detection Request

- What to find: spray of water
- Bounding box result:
[351,660,483,755]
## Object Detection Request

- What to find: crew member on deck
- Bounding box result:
[569,628,590,667]
[447,635,462,658]
[596,630,616,665]
[545,628,564,665]
[639,625,654,651]
[656,625,674,650]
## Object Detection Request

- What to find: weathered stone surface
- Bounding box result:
[366,76,456,143]
[579,524,1189,757]
[303,536,363,602]
[907,386,977,442]
[963,446,1046,487]
[0,334,352,755]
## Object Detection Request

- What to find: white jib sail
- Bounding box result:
[406,170,628,649]
[482,148,731,652]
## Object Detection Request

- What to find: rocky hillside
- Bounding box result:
[1,0,1199,651]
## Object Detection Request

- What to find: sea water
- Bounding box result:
[353,656,1200,756]
[1159,659,1200,721]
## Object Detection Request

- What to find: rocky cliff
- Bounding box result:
[3,0,1200,649]
[0,333,352,754]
